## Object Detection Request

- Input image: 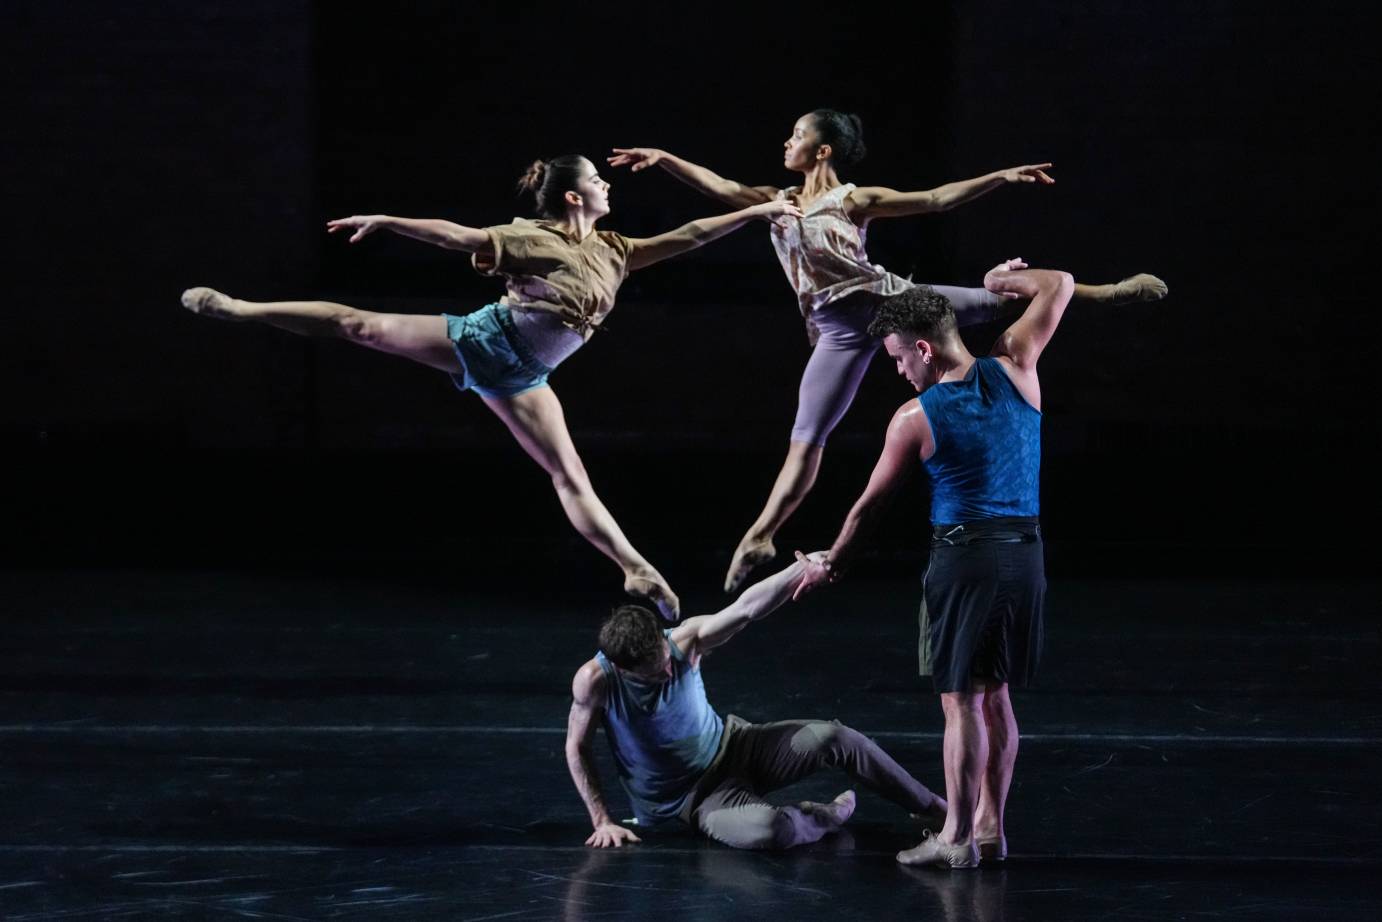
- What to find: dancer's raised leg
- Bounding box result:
[483,386,679,619]
[724,321,876,593]
[181,287,460,372]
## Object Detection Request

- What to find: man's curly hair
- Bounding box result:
[598,604,663,669]
[867,286,957,341]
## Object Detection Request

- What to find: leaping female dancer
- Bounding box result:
[611,110,1165,592]
[182,155,803,619]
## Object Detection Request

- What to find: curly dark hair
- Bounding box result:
[598,604,664,669]
[867,286,958,341]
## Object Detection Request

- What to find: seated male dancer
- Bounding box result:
[565,556,948,849]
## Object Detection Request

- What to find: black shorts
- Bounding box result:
[920,517,1045,693]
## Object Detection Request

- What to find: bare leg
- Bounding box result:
[898,691,985,868]
[937,691,985,845]
[973,682,1017,861]
[482,387,678,619]
[724,440,822,592]
[180,287,460,372]
[183,287,677,617]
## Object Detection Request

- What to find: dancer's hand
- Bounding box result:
[999,163,1055,185]
[608,148,666,172]
[792,550,833,600]
[586,822,642,848]
[747,200,804,223]
[983,258,1034,299]
[326,215,388,243]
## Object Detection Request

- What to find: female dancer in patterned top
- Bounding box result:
[611,111,1165,592]
[181,155,802,619]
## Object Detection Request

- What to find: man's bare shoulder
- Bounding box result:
[890,399,930,435]
[572,658,608,704]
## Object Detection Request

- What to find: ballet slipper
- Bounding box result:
[724,538,776,594]
[797,790,856,831]
[977,833,1008,863]
[624,573,680,622]
[180,287,243,320]
[1108,273,1168,304]
[896,830,980,869]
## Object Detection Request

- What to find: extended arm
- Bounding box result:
[608,148,779,209]
[846,163,1054,221]
[565,662,641,848]
[986,262,1076,371]
[672,556,823,657]
[794,403,927,598]
[625,199,802,271]
[326,215,492,253]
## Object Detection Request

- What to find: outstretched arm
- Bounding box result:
[565,662,641,848]
[326,215,492,254]
[608,148,780,209]
[625,199,803,271]
[671,556,824,657]
[794,402,928,598]
[846,163,1053,221]
[986,261,1076,371]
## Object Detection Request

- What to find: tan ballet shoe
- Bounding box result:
[977,833,1008,863]
[1108,273,1168,304]
[896,830,980,869]
[180,287,242,320]
[723,538,776,594]
[624,574,680,622]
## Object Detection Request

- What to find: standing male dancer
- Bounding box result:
[795,259,1075,868]
[565,557,949,850]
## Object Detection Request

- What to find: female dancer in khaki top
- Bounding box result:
[611,110,1165,592]
[182,155,802,619]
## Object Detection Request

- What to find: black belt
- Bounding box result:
[930,518,1041,548]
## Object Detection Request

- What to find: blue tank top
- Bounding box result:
[919,356,1041,524]
[595,632,724,825]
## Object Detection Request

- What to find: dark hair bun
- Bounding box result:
[517,159,546,195]
[809,109,868,168]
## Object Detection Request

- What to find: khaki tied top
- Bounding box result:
[472,218,636,335]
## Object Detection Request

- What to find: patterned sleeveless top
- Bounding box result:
[769,182,912,342]
[920,357,1042,525]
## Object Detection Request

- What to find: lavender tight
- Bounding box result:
[789,285,1004,446]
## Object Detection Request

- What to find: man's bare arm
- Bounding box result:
[564,661,641,848]
[794,402,928,597]
[672,556,824,657]
[986,263,1076,371]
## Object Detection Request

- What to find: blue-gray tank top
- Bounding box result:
[595,632,724,825]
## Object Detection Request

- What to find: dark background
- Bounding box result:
[5,0,1378,589]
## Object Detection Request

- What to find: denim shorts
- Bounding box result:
[443,303,553,399]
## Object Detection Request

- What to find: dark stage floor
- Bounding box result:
[2,567,1379,920]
